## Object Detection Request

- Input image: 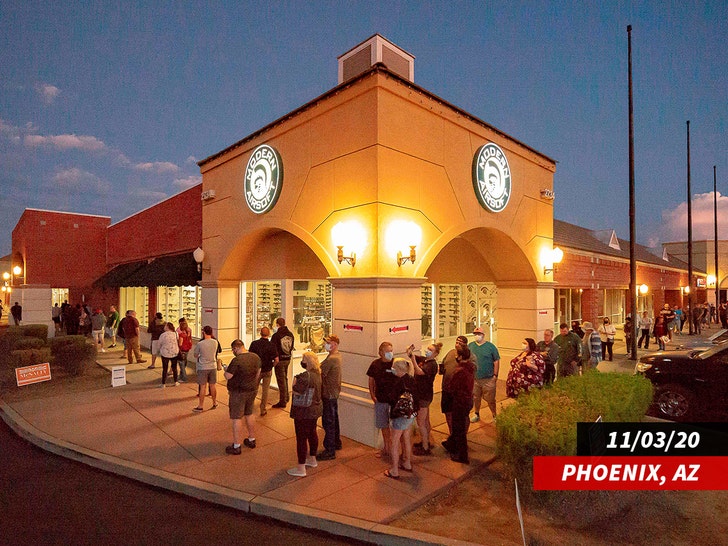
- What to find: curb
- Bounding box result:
[0,399,485,546]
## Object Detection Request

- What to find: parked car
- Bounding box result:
[635,343,728,421]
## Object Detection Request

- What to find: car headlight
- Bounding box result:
[635,362,652,373]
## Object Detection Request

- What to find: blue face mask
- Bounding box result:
[384,351,393,361]
[425,350,433,358]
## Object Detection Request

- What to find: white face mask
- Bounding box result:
[475,334,484,342]
[521,343,528,350]
[324,343,332,352]
[384,351,393,361]
[425,350,433,358]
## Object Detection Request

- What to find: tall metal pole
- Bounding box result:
[714,165,720,312]
[627,25,637,359]
[687,121,694,334]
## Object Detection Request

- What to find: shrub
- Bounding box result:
[50,335,88,354]
[53,341,97,376]
[13,337,46,351]
[9,348,53,368]
[17,324,49,342]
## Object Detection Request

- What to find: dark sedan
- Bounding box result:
[635,344,728,421]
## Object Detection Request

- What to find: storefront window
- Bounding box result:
[603,289,625,324]
[554,288,582,329]
[255,281,282,331]
[425,283,497,342]
[292,280,332,353]
[51,288,68,306]
[157,285,202,338]
[119,287,149,327]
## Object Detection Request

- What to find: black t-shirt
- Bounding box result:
[366,358,399,404]
[391,373,418,409]
[226,353,261,392]
[414,356,438,404]
[249,337,277,373]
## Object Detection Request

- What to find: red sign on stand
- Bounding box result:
[15,362,52,387]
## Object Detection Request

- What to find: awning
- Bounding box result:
[93,252,201,288]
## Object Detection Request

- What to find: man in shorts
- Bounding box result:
[366,341,398,459]
[192,325,219,412]
[468,327,500,424]
[223,339,261,454]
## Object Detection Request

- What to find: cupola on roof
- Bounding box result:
[338,34,414,84]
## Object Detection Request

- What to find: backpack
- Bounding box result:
[280,333,294,357]
[117,317,126,340]
[390,390,416,419]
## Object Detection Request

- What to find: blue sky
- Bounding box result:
[1,1,726,256]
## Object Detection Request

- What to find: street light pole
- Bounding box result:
[714,165,720,313]
[627,25,637,360]
[687,121,694,334]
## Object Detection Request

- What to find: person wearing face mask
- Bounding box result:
[317,335,342,461]
[506,338,545,398]
[366,341,398,459]
[598,317,616,361]
[442,345,476,464]
[439,336,470,438]
[287,352,323,477]
[468,327,500,424]
[408,342,442,456]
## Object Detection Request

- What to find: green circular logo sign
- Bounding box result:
[472,143,511,213]
[244,144,283,214]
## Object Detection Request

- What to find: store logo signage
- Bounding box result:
[244,144,283,214]
[472,143,511,213]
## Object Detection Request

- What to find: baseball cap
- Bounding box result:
[473,327,484,334]
[325,334,340,345]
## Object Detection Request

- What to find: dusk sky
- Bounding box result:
[1,1,726,256]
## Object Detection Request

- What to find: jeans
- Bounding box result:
[322,398,341,453]
[638,329,650,349]
[274,360,290,404]
[161,356,178,384]
[601,340,614,361]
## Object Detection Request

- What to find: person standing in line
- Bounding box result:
[223,339,261,453]
[122,310,146,364]
[52,303,62,334]
[0,301,4,322]
[582,322,602,371]
[271,317,295,408]
[366,341,398,460]
[90,308,106,353]
[570,320,585,339]
[192,325,218,412]
[553,323,581,378]
[659,304,676,341]
[719,302,728,329]
[248,326,277,416]
[598,317,616,361]
[10,301,22,326]
[537,329,559,385]
[147,312,166,369]
[409,341,441,456]
[654,316,668,350]
[317,334,342,461]
[176,318,192,382]
[159,322,180,388]
[384,357,418,479]
[468,327,500,424]
[637,311,652,349]
[105,305,120,348]
[691,304,702,335]
[442,345,475,464]
[287,351,322,477]
[439,336,469,437]
[624,316,634,355]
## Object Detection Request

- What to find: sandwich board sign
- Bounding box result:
[111,366,127,387]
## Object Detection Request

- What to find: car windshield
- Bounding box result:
[695,344,728,360]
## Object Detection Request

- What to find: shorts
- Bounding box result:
[374,402,391,429]
[151,340,161,356]
[229,390,256,419]
[197,369,217,385]
[473,376,497,405]
[390,415,415,431]
[418,397,433,409]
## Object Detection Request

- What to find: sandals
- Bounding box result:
[211,404,218,410]
[399,463,413,472]
[383,469,400,480]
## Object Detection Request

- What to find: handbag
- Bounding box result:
[291,371,314,407]
[216,358,223,371]
[390,390,416,419]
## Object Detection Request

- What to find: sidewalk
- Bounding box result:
[1,347,501,546]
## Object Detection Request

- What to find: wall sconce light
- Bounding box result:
[12,265,22,276]
[331,220,366,268]
[638,284,649,295]
[386,220,422,267]
[707,275,717,288]
[682,286,691,295]
[192,247,210,274]
[543,246,564,275]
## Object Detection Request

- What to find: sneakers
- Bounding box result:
[160,384,165,389]
[174,381,180,386]
[305,456,318,467]
[243,438,256,449]
[192,407,204,413]
[271,402,287,408]
[225,444,242,455]
[470,413,480,423]
[412,445,432,456]
[287,467,306,477]
[317,450,336,461]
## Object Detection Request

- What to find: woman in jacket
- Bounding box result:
[287,351,323,477]
[506,338,545,398]
[385,357,417,479]
[442,346,475,464]
[159,322,180,388]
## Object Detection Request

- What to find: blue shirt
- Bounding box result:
[468,341,500,379]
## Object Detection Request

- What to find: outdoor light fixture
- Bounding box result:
[385,220,421,267]
[682,286,691,295]
[707,275,717,288]
[192,247,209,274]
[13,265,22,276]
[639,284,649,295]
[543,247,564,275]
[331,220,366,268]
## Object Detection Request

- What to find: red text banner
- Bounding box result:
[15,363,52,387]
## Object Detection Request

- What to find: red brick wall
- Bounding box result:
[107,185,202,265]
[12,210,112,307]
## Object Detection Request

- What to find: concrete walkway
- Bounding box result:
[1,328,721,545]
